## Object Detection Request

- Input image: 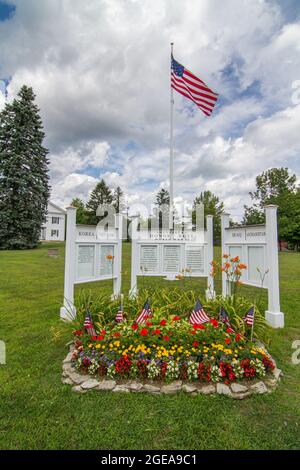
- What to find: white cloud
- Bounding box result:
[1,0,300,219]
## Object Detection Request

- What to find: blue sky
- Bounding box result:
[0,0,300,220]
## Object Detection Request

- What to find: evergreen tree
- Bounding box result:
[86,179,113,225]
[154,188,170,229]
[112,186,124,213]
[155,188,170,207]
[192,191,224,245]
[70,197,89,224]
[0,85,50,249]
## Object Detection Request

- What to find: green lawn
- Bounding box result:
[0,242,300,450]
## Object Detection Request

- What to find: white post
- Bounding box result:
[264,205,284,328]
[205,215,215,300]
[130,216,139,296]
[60,206,77,321]
[113,214,123,296]
[221,213,230,297]
[169,42,174,230]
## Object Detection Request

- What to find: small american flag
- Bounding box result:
[220,306,234,333]
[135,300,152,324]
[243,306,255,326]
[116,304,124,323]
[83,310,96,336]
[189,299,210,325]
[171,55,218,116]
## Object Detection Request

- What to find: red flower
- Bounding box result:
[113,332,121,337]
[210,319,219,328]
[91,335,97,341]
[225,338,231,345]
[146,321,153,326]
[73,330,83,336]
[162,335,170,341]
[191,330,196,335]
[193,324,206,330]
[160,319,167,326]
[152,328,161,335]
[192,341,199,347]
[172,316,181,321]
[131,323,138,330]
[97,335,105,341]
[139,328,149,337]
[101,329,106,335]
[235,334,242,342]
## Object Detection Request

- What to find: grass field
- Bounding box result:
[0,242,300,450]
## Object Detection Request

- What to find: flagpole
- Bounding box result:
[169,42,174,230]
[251,305,255,342]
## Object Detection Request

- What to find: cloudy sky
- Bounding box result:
[0,0,300,220]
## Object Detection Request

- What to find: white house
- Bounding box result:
[40,201,66,241]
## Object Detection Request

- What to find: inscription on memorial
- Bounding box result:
[77,245,95,279]
[186,246,204,273]
[140,245,158,273]
[163,245,181,273]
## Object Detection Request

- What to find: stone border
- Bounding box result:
[62,344,282,399]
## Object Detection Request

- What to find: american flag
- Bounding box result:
[189,299,210,325]
[116,304,124,323]
[220,306,234,333]
[243,306,255,326]
[83,310,96,336]
[171,55,218,116]
[135,300,152,324]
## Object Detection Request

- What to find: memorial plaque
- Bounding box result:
[186,245,204,273]
[163,245,181,273]
[248,246,265,285]
[228,245,243,261]
[100,245,114,276]
[140,245,158,273]
[77,245,95,279]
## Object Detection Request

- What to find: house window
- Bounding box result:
[51,230,59,237]
[52,217,60,224]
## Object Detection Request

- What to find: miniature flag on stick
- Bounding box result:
[220,306,234,333]
[243,306,255,326]
[135,300,152,324]
[83,310,96,336]
[116,294,124,322]
[189,299,210,325]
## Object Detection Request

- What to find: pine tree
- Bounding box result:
[112,186,124,213]
[0,85,50,249]
[86,179,113,225]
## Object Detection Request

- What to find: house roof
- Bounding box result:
[48,201,66,214]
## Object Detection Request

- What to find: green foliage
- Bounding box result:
[0,85,50,249]
[70,197,90,225]
[112,186,125,213]
[72,287,269,341]
[86,179,113,225]
[192,191,224,245]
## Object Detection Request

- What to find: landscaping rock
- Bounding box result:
[67,371,87,385]
[72,385,86,393]
[127,382,143,392]
[250,381,268,394]
[216,383,232,396]
[63,352,73,364]
[232,391,251,400]
[161,381,182,394]
[143,384,161,394]
[264,377,278,390]
[198,384,215,395]
[230,383,248,394]
[273,368,283,380]
[81,379,99,390]
[97,380,116,391]
[61,377,74,385]
[182,384,197,394]
[113,385,130,393]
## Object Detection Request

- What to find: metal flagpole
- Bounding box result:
[169,42,174,230]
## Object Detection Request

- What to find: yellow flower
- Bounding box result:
[88,344,93,349]
[95,344,101,349]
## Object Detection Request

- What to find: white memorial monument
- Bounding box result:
[60,207,123,321]
[130,214,215,299]
[221,205,284,328]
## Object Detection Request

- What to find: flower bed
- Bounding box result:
[71,315,275,385]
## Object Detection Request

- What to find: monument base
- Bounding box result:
[265,310,284,328]
[60,306,76,322]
